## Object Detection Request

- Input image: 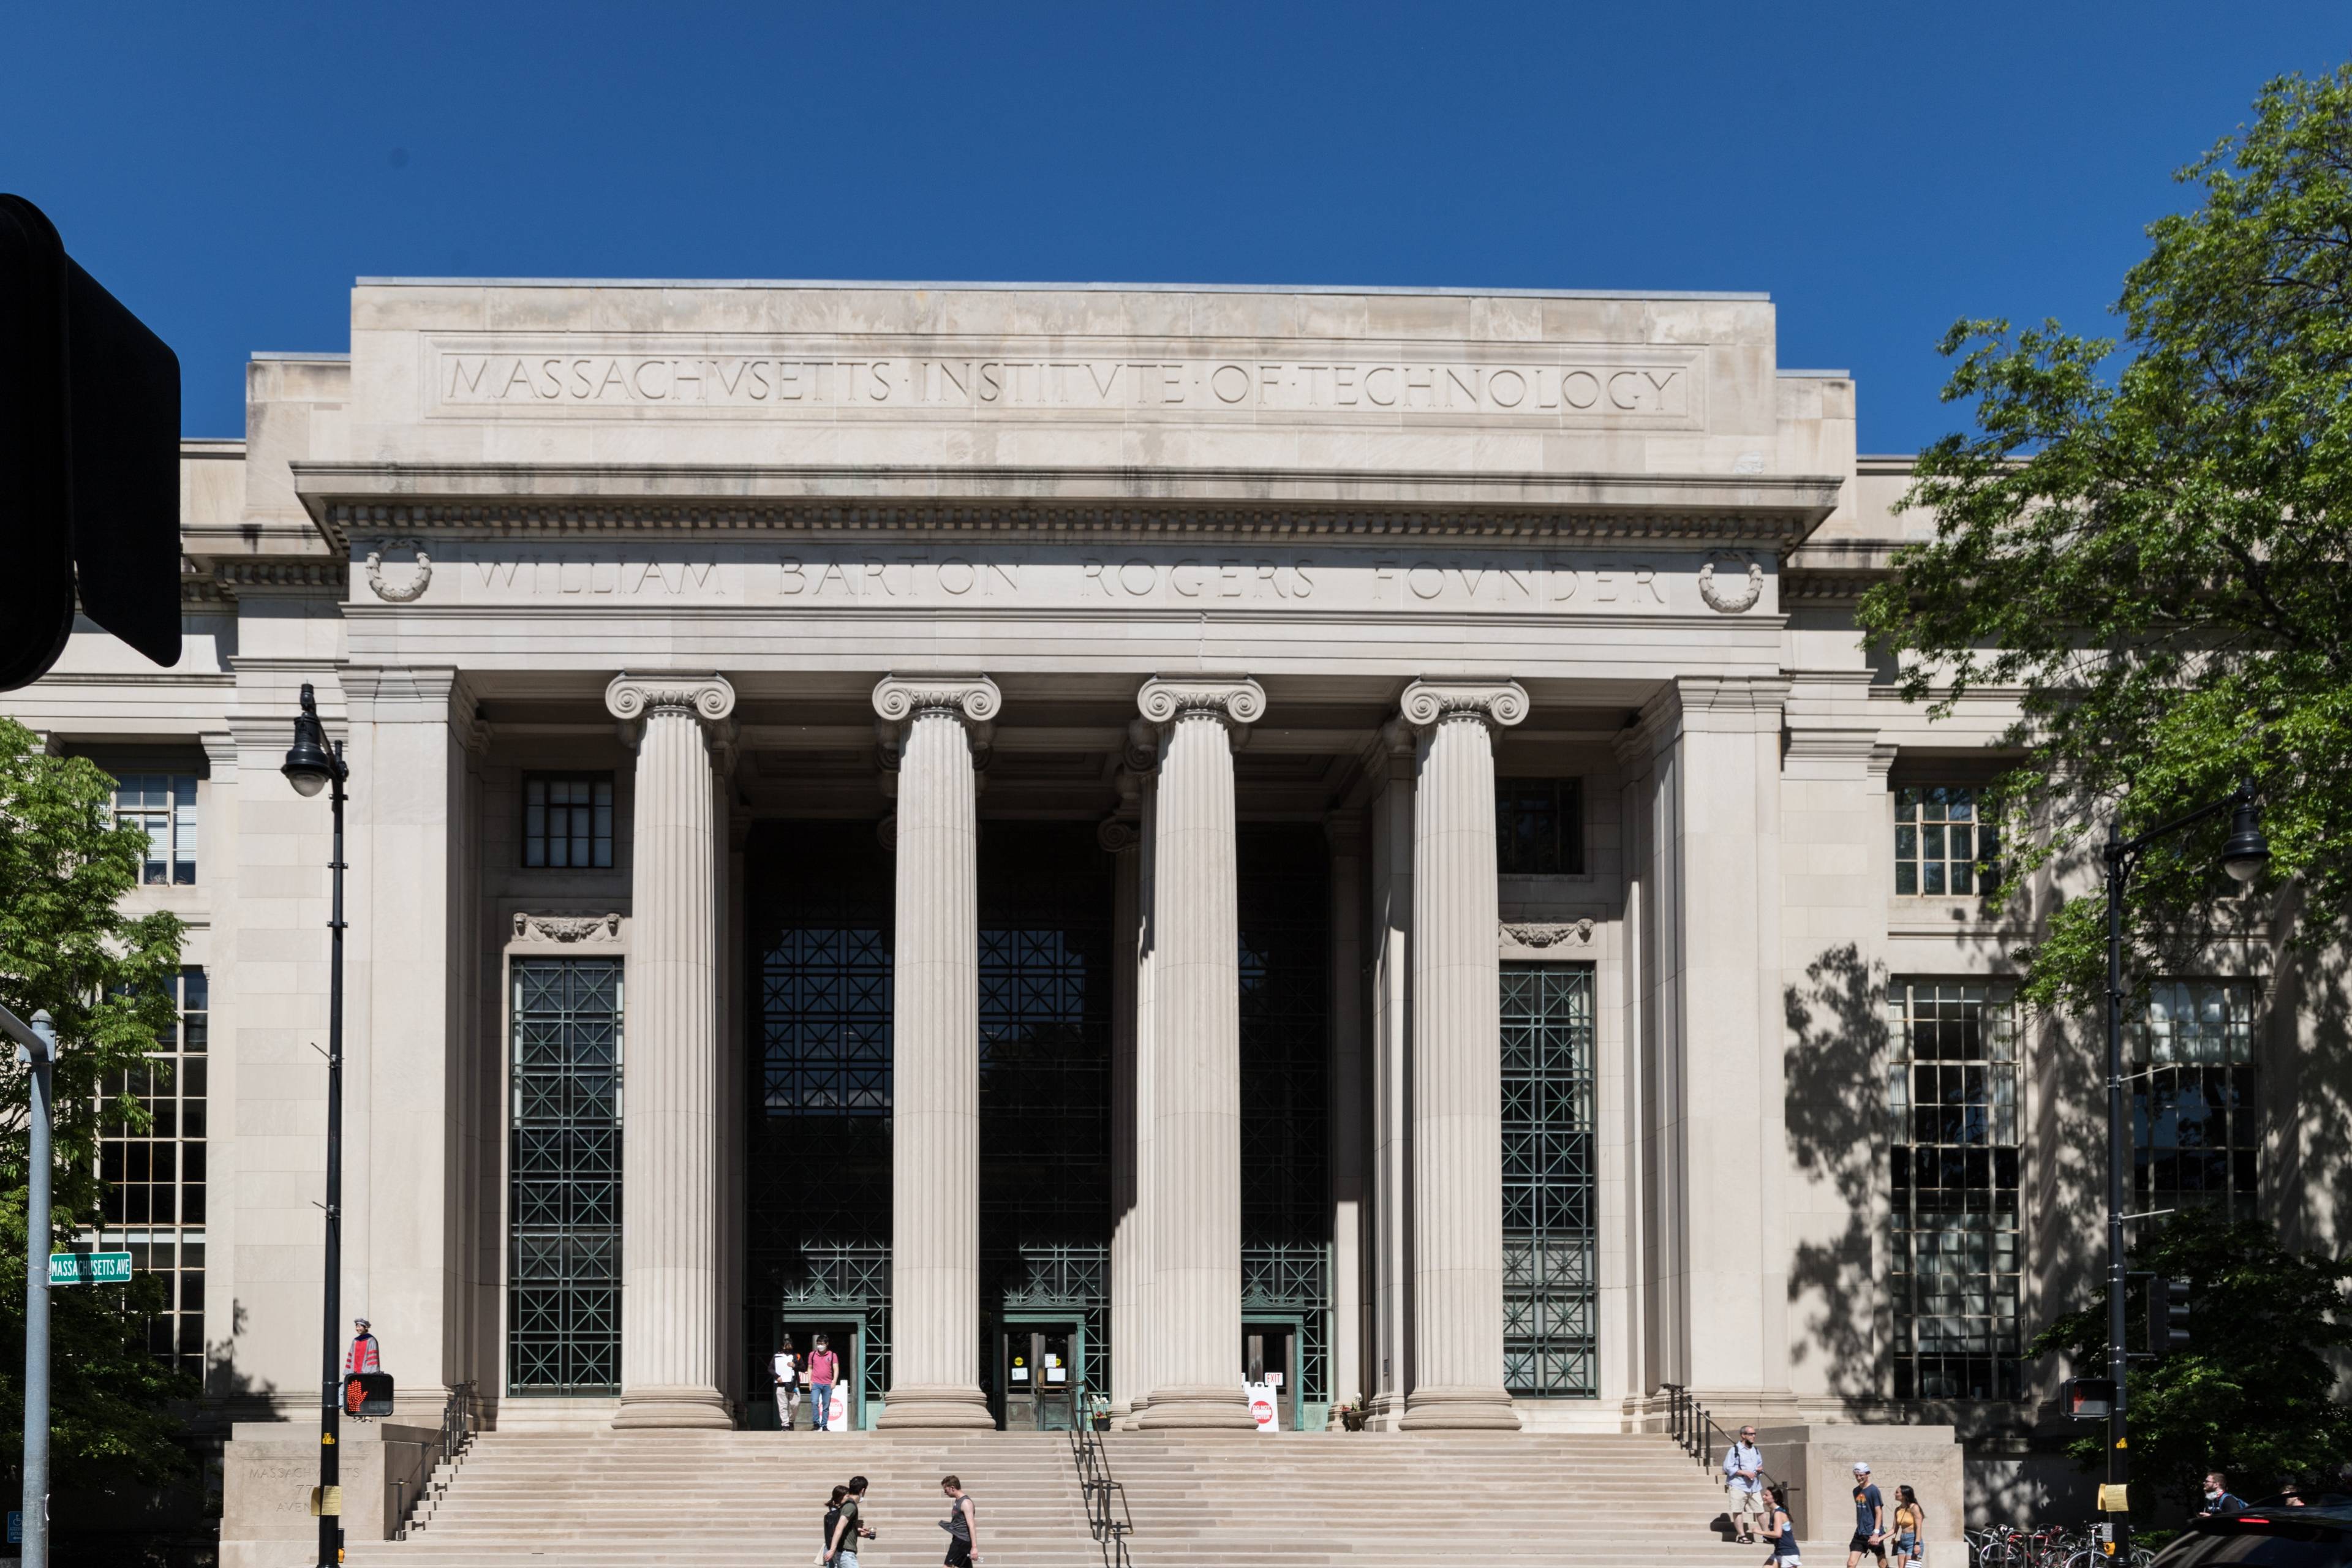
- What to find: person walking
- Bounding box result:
[820,1484,848,1567]
[1891,1485,1925,1565]
[2198,1474,2248,1518]
[1724,1424,1767,1543]
[772,1335,802,1431]
[940,1474,981,1567]
[1847,1462,1887,1568]
[826,1474,873,1567]
[808,1335,841,1433]
[1767,1483,1803,1568]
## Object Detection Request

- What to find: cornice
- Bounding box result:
[292,462,1840,554]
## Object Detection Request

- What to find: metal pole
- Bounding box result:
[2103,824,2132,1561]
[318,756,346,1568]
[10,1007,56,1568]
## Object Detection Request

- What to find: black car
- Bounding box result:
[2152,1503,2352,1567]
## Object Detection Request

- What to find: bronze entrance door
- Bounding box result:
[996,1323,1079,1431]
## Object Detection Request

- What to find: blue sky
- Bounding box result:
[6,3,2344,448]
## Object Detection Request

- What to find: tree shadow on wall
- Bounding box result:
[2262,886,2352,1259]
[1784,942,1887,1403]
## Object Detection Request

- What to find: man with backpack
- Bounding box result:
[1723,1425,1766,1544]
[826,1474,874,1567]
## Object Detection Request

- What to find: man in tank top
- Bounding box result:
[939,1474,981,1567]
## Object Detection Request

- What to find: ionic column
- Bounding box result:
[1102,771,1147,1417]
[1398,678,1526,1431]
[1136,677,1263,1430]
[606,673,736,1430]
[872,674,998,1429]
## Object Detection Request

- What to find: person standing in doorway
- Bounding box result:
[940,1475,981,1568]
[1847,1463,1887,1568]
[807,1334,841,1433]
[772,1334,801,1431]
[826,1474,873,1567]
[1724,1424,1766,1543]
[1768,1483,1803,1568]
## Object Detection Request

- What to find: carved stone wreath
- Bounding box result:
[512,912,622,944]
[364,539,432,603]
[1501,918,1596,949]
[1698,555,1765,614]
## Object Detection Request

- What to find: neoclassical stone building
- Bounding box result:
[13,281,2332,1520]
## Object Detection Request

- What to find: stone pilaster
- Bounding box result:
[1363,720,1414,1428]
[1324,809,1368,1408]
[1397,678,1527,1431]
[605,673,735,1430]
[1135,676,1264,1430]
[872,674,1000,1429]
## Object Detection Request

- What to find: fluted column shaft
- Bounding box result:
[607,673,736,1430]
[1105,788,1147,1417]
[874,676,998,1428]
[1400,679,1526,1431]
[1137,677,1263,1430]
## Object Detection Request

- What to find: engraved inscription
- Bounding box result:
[434,345,1697,421]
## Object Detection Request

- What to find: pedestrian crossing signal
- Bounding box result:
[2065,1378,2116,1420]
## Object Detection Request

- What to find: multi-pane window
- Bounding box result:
[2133,981,2260,1221]
[1496,778,1585,876]
[112,774,198,885]
[1887,980,2021,1400]
[96,966,207,1374]
[522,775,614,869]
[1894,785,1996,896]
[508,959,623,1393]
[1501,963,1597,1397]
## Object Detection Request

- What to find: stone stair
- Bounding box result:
[343,1426,1812,1567]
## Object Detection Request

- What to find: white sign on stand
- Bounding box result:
[1245,1381,1279,1432]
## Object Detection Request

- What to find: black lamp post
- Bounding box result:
[281,682,348,1568]
[2100,780,2267,1559]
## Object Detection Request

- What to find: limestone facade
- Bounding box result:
[14,282,2335,1542]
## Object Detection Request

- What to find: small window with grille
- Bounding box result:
[1495,778,1585,876]
[112,774,198,885]
[1894,785,1997,895]
[523,774,614,869]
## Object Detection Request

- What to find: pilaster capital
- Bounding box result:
[1397,679,1529,734]
[605,673,736,726]
[1096,816,1141,853]
[1136,676,1265,733]
[199,731,239,780]
[342,665,463,723]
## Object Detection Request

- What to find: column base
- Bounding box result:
[1361,1391,1407,1431]
[875,1383,995,1430]
[612,1385,733,1430]
[1399,1384,1522,1431]
[1137,1383,1256,1430]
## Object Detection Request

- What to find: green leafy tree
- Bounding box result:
[0,716,197,1485]
[2030,1208,2352,1510]
[1856,66,2352,1006]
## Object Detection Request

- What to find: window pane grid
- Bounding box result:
[1496,778,1585,876]
[508,958,624,1393]
[1501,963,1597,1398]
[93,966,207,1374]
[1894,786,1996,897]
[522,775,614,870]
[2132,981,2260,1221]
[111,772,198,885]
[1886,980,2021,1400]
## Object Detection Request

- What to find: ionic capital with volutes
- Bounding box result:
[873,674,1001,758]
[605,673,736,749]
[1136,676,1265,746]
[1397,679,1529,735]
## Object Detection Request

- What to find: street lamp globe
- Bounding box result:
[281,681,338,797]
[2222,792,2270,884]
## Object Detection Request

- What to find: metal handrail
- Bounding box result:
[398,1379,480,1540]
[1065,1386,1133,1568]
[1656,1384,1792,1507]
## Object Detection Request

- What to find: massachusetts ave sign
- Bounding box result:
[49,1251,132,1286]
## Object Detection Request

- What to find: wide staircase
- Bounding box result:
[345,1427,1789,1567]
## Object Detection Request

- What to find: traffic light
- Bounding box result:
[2148,1276,2192,1354]
[2065,1377,2116,1419]
[0,193,182,690]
